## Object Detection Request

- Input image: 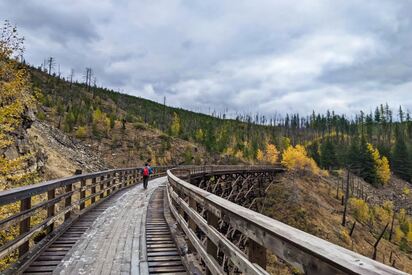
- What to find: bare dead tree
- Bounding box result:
[69,69,74,88]
[84,67,93,93]
[349,221,356,236]
[373,223,389,260]
[47,57,55,75]
[342,169,350,226]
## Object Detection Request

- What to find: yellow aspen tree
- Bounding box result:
[265,143,279,164]
[195,128,204,141]
[281,144,321,175]
[256,149,264,162]
[367,143,390,185]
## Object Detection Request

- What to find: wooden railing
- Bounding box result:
[166,166,407,275]
[0,166,171,272]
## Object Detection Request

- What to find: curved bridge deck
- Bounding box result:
[29,177,176,274]
[0,166,408,275]
[24,177,184,275]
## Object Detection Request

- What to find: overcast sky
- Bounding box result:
[1,0,411,117]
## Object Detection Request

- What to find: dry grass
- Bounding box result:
[262,171,412,274]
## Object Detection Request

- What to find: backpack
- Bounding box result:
[143,167,149,176]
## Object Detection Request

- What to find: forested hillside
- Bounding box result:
[28,64,412,187]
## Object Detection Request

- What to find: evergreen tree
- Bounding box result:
[320,138,337,170]
[307,140,320,165]
[392,133,412,182]
[347,137,361,171]
[359,136,379,186]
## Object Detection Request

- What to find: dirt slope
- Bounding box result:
[263,171,412,274]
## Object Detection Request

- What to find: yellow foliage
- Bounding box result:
[0,21,39,270]
[349,198,370,223]
[170,112,180,136]
[340,228,351,244]
[257,143,279,164]
[373,205,391,224]
[399,208,407,223]
[195,128,204,141]
[265,143,279,164]
[75,126,88,139]
[281,144,322,175]
[256,149,264,162]
[92,108,111,135]
[394,226,405,242]
[367,143,390,184]
[0,21,34,189]
[403,187,410,195]
[235,150,244,160]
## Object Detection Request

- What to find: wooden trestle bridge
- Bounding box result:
[0,166,407,275]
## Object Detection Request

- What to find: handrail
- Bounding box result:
[0,165,172,272]
[166,166,407,275]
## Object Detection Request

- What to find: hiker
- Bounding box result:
[142,162,154,189]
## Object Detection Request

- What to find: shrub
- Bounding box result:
[281,144,324,175]
[394,226,405,243]
[75,126,88,139]
[340,228,351,244]
[348,198,370,223]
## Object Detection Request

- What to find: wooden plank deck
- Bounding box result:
[23,176,180,275]
[146,188,186,275]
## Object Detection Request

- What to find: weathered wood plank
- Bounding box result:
[167,168,407,275]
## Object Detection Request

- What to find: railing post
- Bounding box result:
[206,211,219,275]
[248,238,267,269]
[100,175,105,199]
[119,171,123,189]
[110,172,116,194]
[188,197,197,252]
[91,177,97,204]
[64,183,73,221]
[134,169,138,184]
[126,171,130,187]
[107,173,112,196]
[47,189,55,233]
[80,177,86,210]
[19,197,31,257]
[138,168,142,184]
[65,170,79,221]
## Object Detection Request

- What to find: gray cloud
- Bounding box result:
[1,0,412,116]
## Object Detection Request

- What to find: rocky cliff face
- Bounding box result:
[1,107,109,187]
[28,120,108,180]
[1,109,46,185]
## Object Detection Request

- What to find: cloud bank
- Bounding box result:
[1,0,411,117]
